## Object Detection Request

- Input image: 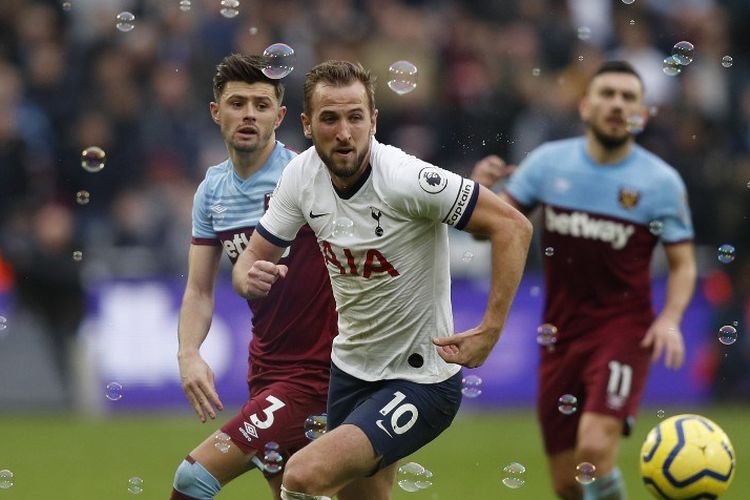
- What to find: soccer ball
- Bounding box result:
[640,414,735,499]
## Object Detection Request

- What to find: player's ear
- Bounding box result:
[209,102,220,124]
[301,112,312,139]
[578,96,590,123]
[370,108,378,136]
[275,105,287,129]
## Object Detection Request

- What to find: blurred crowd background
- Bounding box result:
[0,0,749,407]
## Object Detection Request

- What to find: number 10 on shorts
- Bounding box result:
[378,391,419,436]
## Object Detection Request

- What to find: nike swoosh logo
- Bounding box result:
[309,211,329,219]
[375,419,393,438]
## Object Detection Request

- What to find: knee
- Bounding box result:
[576,436,616,467]
[282,452,331,493]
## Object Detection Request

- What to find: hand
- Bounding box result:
[239,261,288,298]
[178,352,224,422]
[432,326,500,368]
[471,155,516,189]
[640,317,685,369]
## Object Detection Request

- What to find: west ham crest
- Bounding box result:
[618,187,640,209]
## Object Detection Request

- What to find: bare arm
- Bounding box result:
[640,241,696,369]
[177,244,224,422]
[433,185,533,367]
[232,229,289,299]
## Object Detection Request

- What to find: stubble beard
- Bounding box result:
[229,127,273,154]
[316,144,369,180]
[589,121,631,151]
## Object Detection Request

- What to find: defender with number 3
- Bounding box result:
[171,54,337,500]
[233,60,532,500]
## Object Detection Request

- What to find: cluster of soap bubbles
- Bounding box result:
[662,41,694,76]
[262,43,295,79]
[397,462,433,492]
[536,323,558,349]
[0,470,14,490]
[501,462,526,489]
[105,381,123,401]
[558,394,578,415]
[219,0,239,18]
[661,41,733,75]
[718,325,738,346]
[127,476,143,495]
[75,146,106,262]
[115,11,135,32]
[214,432,231,453]
[262,442,284,473]
[461,375,483,398]
[575,462,596,485]
[717,244,735,264]
[332,217,355,239]
[387,61,418,95]
[304,414,327,440]
[648,220,663,236]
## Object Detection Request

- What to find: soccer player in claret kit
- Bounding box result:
[233,60,532,500]
[170,54,337,500]
[472,60,697,499]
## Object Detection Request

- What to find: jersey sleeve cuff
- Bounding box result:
[256,222,293,248]
[455,182,480,231]
[502,190,535,213]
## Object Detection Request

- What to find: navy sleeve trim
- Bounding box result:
[455,183,480,231]
[256,223,293,248]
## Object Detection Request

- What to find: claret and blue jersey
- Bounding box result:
[190,141,337,395]
[506,137,694,342]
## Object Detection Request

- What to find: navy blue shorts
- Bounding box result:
[327,363,463,473]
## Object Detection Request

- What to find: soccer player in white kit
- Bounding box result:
[232,60,533,500]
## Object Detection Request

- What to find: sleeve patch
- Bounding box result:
[418,166,449,194]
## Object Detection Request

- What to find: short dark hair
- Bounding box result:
[589,60,645,93]
[212,53,285,103]
[303,60,376,116]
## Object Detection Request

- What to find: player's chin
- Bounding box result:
[231,138,259,153]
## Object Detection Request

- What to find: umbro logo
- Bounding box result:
[239,421,258,442]
[375,419,393,438]
[211,204,227,214]
[309,211,329,219]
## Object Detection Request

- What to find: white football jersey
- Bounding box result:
[257,139,478,383]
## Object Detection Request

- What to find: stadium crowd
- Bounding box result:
[0,0,749,400]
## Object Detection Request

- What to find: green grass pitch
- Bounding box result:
[1,406,746,499]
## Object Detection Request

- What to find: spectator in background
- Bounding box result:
[1,201,85,408]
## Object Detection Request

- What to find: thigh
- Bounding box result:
[537,344,586,455]
[343,372,462,472]
[220,382,327,478]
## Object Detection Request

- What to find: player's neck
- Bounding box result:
[230,138,276,179]
[586,135,633,165]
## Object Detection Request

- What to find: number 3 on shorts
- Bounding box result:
[250,395,286,429]
[378,391,419,435]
